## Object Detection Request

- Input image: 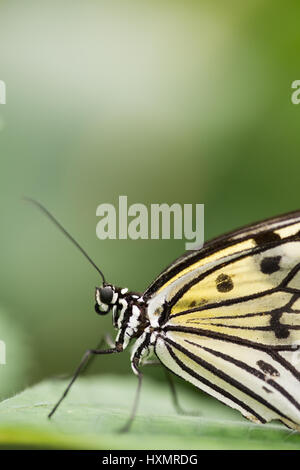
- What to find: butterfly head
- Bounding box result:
[95,284,147,343]
[95,283,119,315]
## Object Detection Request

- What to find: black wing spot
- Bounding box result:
[260,256,281,274]
[270,315,290,339]
[257,360,280,377]
[216,273,234,293]
[253,231,281,246]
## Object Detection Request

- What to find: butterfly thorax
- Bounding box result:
[95,284,149,350]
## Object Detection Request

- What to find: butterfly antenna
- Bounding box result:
[24,197,106,284]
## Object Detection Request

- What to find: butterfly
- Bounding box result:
[28,199,300,432]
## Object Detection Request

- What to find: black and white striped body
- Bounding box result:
[95,285,149,352]
[95,284,162,373]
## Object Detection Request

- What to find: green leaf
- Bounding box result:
[0,375,299,449]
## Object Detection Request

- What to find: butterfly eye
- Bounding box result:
[99,286,114,304]
[95,286,113,316]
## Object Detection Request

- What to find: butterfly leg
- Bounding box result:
[118,363,143,434]
[164,368,186,415]
[164,368,201,417]
[118,359,197,433]
[48,345,120,419]
[118,328,157,433]
[52,334,115,380]
[80,334,115,375]
[142,360,192,416]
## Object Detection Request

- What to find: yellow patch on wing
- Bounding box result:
[168,242,300,317]
[157,238,256,294]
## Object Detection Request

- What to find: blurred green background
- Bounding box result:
[0,0,299,400]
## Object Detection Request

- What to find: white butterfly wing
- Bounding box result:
[147,214,300,430]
